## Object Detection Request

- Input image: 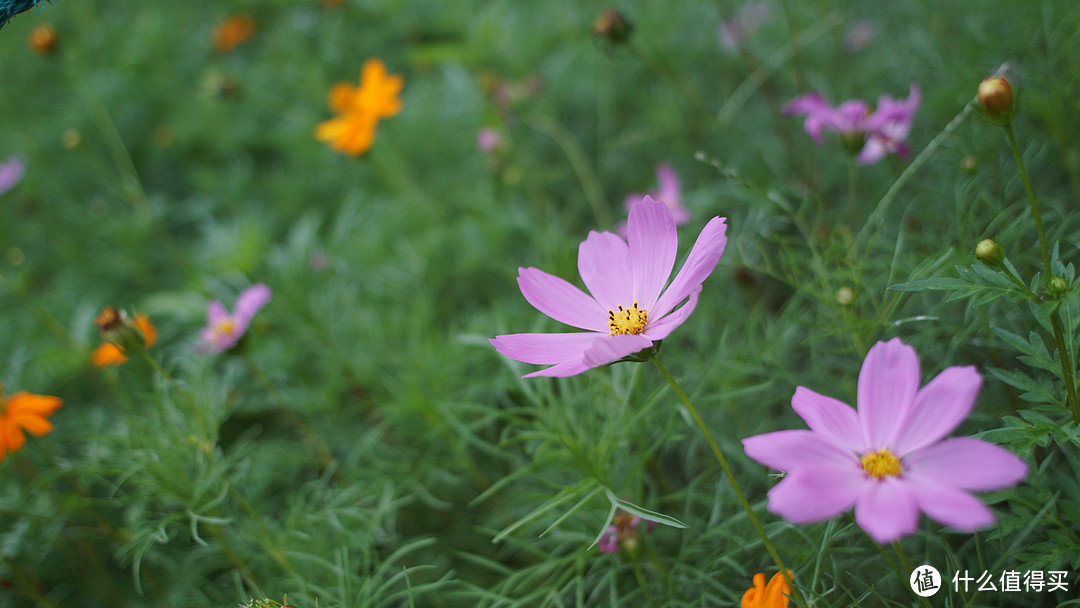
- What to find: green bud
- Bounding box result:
[975,239,1004,266]
[1048,276,1069,296]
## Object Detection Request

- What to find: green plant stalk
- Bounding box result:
[651,357,802,606]
[1003,124,1080,423]
[891,541,934,608]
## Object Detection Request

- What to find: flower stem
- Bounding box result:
[1003,124,1080,422]
[1003,125,1051,272]
[891,541,934,608]
[650,357,801,605]
[848,157,858,225]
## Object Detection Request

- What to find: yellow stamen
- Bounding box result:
[213,318,237,341]
[861,448,902,479]
[608,302,648,335]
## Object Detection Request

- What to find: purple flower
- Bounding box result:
[476,127,503,154]
[858,85,921,164]
[742,339,1027,544]
[0,156,25,195]
[782,85,920,165]
[200,284,272,353]
[490,197,727,378]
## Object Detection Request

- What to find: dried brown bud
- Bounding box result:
[591,8,633,45]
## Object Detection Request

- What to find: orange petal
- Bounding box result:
[92,342,129,367]
[329,83,357,113]
[763,571,791,608]
[11,411,53,436]
[742,573,766,608]
[8,392,63,417]
[1,418,26,452]
[135,314,158,347]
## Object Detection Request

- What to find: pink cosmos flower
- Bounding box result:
[200,284,272,353]
[0,156,25,195]
[742,338,1027,544]
[490,197,727,378]
[782,85,920,165]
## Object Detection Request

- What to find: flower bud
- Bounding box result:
[28,23,57,55]
[94,307,157,356]
[1048,276,1069,296]
[975,239,1004,266]
[591,8,633,46]
[977,77,1014,123]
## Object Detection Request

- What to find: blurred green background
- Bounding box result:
[1,0,1079,606]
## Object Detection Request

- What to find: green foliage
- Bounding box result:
[1,0,1079,606]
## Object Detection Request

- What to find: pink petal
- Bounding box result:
[623,192,647,212]
[857,338,920,450]
[650,216,727,319]
[641,289,698,340]
[489,332,603,365]
[834,100,870,132]
[0,156,25,195]
[655,165,688,224]
[855,137,887,165]
[903,437,1027,492]
[766,466,865,524]
[790,386,864,453]
[578,230,633,311]
[206,300,230,326]
[854,477,920,543]
[518,267,607,332]
[581,333,653,369]
[742,429,859,472]
[627,197,678,310]
[234,284,272,326]
[523,358,592,378]
[906,477,995,532]
[891,366,981,456]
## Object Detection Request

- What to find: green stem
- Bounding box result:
[1004,125,1051,272]
[891,542,934,608]
[1003,124,1080,422]
[848,158,857,226]
[650,357,801,606]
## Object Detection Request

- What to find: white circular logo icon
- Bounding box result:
[910,565,942,597]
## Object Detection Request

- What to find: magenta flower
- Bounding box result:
[0,156,25,195]
[490,197,727,378]
[742,338,1027,544]
[200,284,272,353]
[782,85,920,165]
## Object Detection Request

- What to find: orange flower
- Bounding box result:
[28,23,58,54]
[741,571,791,608]
[0,385,62,464]
[212,14,255,53]
[91,313,158,367]
[314,58,404,156]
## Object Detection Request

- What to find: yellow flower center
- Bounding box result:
[608,302,648,335]
[861,448,902,479]
[213,318,237,341]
